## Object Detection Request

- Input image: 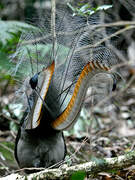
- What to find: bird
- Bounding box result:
[12,5,118,170]
[15,104,66,169]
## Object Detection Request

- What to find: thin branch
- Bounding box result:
[1,151,135,180]
[51,0,56,59]
[0,114,19,124]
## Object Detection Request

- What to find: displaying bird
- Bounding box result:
[11,5,118,169]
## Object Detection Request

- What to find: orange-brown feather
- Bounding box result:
[52,61,110,129]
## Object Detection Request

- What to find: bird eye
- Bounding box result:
[29,73,39,89]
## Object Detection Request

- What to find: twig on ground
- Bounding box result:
[1,151,135,180]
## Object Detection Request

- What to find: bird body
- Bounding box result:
[15,118,66,168]
[15,95,66,169]
[12,5,118,169]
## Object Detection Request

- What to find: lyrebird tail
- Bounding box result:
[11,5,118,130]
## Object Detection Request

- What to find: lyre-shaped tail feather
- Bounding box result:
[46,27,118,131]
[51,61,112,130]
[11,5,118,131]
[11,7,86,129]
[25,61,55,129]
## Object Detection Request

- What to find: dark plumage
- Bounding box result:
[15,105,66,169]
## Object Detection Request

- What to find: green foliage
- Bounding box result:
[70,171,86,180]
[0,20,36,52]
[0,142,14,162]
[0,20,36,71]
[67,3,112,17]
[0,52,12,71]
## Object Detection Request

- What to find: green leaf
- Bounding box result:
[79,4,91,12]
[67,2,76,12]
[96,5,113,11]
[67,3,113,17]
[0,142,14,162]
[70,171,86,180]
[0,52,12,71]
[0,20,36,46]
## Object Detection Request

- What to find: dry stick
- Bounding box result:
[0,130,16,140]
[1,114,19,124]
[91,21,135,28]
[51,0,56,60]
[111,60,134,70]
[2,151,135,180]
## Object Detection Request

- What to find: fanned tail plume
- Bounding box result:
[11,3,118,130]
